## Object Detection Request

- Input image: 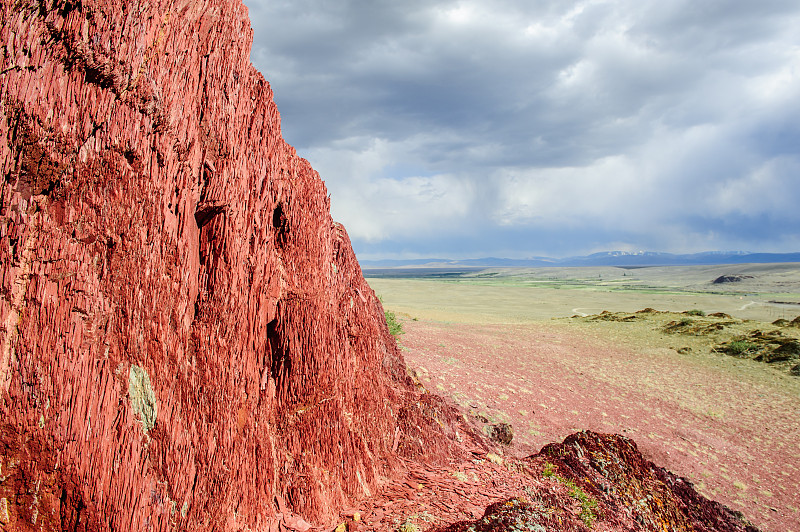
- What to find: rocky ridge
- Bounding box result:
[0,0,762,530]
[1,0,467,528]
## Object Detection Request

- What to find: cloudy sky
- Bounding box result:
[244,0,800,260]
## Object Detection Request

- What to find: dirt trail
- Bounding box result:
[399,318,800,532]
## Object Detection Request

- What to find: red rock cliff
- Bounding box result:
[0,0,461,529]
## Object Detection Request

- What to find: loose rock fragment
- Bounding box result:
[490,423,513,445]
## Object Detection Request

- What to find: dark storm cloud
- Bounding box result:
[244,0,800,258]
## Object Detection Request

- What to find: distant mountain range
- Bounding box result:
[360,251,800,269]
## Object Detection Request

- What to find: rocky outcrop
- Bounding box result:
[0,0,465,529]
[712,275,754,284]
[436,432,759,532]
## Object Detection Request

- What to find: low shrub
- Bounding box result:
[725,340,759,356]
[378,296,403,339]
[385,309,403,338]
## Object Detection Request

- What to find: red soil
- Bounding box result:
[399,319,800,532]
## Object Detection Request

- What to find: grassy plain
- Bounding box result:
[366,262,800,532]
[366,262,800,324]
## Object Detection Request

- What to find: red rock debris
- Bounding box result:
[349,432,758,532]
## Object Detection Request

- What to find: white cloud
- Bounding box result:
[709,156,800,218]
[305,138,475,242]
[245,0,800,257]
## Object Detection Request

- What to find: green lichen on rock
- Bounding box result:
[129,365,157,433]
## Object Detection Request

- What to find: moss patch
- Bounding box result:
[129,365,157,433]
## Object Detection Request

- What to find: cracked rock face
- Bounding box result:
[0,1,460,529]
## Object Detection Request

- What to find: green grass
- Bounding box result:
[540,462,598,528]
[437,277,706,297]
[566,479,599,527]
[686,309,706,316]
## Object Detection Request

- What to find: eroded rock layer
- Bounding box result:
[0,0,462,529]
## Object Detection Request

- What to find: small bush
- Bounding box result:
[726,340,759,356]
[686,309,706,316]
[379,296,403,339]
[385,309,403,338]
